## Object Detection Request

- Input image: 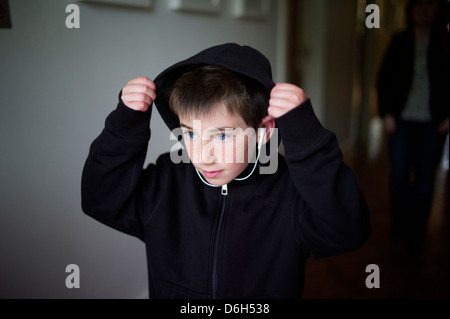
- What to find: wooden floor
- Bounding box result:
[302,139,449,299]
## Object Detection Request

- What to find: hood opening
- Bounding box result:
[154,43,276,132]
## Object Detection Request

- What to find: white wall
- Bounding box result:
[0,0,282,298]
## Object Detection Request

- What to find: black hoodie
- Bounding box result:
[81,43,370,299]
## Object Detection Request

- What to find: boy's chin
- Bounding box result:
[202,174,234,187]
[198,167,250,186]
[204,177,230,187]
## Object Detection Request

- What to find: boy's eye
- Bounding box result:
[216,133,230,142]
[184,131,197,140]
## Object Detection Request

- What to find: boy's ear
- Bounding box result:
[260,115,276,145]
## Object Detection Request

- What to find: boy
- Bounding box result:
[82,43,370,299]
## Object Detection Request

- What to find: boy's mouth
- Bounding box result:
[202,170,223,179]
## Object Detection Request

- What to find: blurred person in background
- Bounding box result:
[377,0,449,253]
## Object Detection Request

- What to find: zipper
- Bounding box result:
[211,184,228,299]
[221,184,228,196]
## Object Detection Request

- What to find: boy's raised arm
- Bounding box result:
[271,84,370,259]
[81,77,157,240]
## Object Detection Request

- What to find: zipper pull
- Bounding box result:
[221,184,228,196]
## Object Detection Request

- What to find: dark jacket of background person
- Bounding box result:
[377,29,449,126]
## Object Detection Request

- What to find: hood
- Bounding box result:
[153,43,276,131]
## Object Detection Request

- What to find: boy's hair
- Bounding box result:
[169,65,267,129]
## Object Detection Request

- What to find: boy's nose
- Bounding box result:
[200,141,217,164]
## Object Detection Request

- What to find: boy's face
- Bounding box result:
[179,104,258,186]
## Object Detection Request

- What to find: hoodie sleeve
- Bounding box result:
[81,93,154,241]
[276,99,371,259]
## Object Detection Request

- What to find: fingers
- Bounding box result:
[122,77,157,112]
[268,83,307,118]
[267,105,287,119]
[270,84,306,106]
[126,76,156,90]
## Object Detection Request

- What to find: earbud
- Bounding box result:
[257,128,266,150]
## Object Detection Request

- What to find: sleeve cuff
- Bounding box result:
[275,99,329,153]
[106,91,152,136]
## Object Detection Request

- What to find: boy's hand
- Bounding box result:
[121,77,156,112]
[268,83,307,119]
